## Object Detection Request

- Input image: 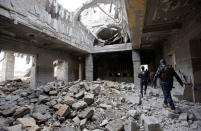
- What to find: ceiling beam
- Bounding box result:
[143,22,182,33]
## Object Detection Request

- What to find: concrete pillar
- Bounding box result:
[31,54,53,88]
[85,54,93,81]
[132,50,141,87]
[79,63,83,80]
[2,51,15,81]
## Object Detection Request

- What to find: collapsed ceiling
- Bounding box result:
[78,1,130,46]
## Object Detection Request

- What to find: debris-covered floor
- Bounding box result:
[0,80,201,131]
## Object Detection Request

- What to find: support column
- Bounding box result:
[31,54,54,88]
[2,51,15,81]
[132,50,141,87]
[85,54,93,81]
[79,63,83,80]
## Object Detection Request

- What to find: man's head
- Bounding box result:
[141,66,145,71]
[160,59,166,65]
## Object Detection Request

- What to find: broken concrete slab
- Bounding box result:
[56,104,71,117]
[13,106,31,118]
[64,95,76,105]
[72,101,88,110]
[6,124,22,131]
[79,108,94,119]
[141,115,162,131]
[16,117,39,130]
[105,119,124,131]
[84,93,94,105]
[124,121,139,131]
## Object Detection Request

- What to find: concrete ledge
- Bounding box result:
[91,43,132,53]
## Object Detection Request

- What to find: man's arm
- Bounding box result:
[152,67,161,84]
[173,70,184,87]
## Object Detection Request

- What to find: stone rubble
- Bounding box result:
[0,79,201,131]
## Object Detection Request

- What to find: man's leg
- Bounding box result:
[140,82,143,97]
[144,82,147,95]
[166,89,175,110]
[161,85,168,106]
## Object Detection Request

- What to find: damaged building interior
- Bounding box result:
[0,0,201,130]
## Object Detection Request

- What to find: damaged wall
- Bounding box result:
[0,0,95,52]
[163,14,201,102]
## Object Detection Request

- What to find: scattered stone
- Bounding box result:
[162,109,179,119]
[179,113,187,121]
[79,108,94,119]
[92,84,101,95]
[75,91,84,99]
[124,121,139,131]
[84,93,94,105]
[100,104,112,109]
[80,119,87,129]
[16,117,39,130]
[56,104,71,117]
[128,110,139,119]
[192,109,201,120]
[72,101,88,110]
[32,112,51,122]
[141,115,162,131]
[105,119,124,131]
[6,124,22,131]
[49,90,58,95]
[1,106,16,116]
[61,126,77,131]
[38,95,50,103]
[13,106,31,118]
[73,116,81,125]
[64,96,76,105]
[100,119,109,127]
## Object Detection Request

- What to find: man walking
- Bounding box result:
[152,59,184,113]
[138,66,148,97]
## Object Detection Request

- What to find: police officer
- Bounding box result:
[152,59,184,113]
[138,66,148,98]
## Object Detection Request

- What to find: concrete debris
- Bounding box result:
[0,80,200,130]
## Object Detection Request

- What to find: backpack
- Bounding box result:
[160,65,174,79]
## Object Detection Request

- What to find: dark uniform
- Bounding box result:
[138,69,148,97]
[152,64,183,110]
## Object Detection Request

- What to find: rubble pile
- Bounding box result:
[0,79,201,131]
[0,79,29,94]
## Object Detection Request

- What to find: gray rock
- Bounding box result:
[13,106,31,118]
[124,121,139,131]
[38,95,50,103]
[32,112,51,121]
[1,106,16,116]
[75,91,84,99]
[61,126,77,131]
[92,84,101,95]
[100,119,109,127]
[16,117,39,130]
[192,109,201,120]
[72,101,88,110]
[105,119,124,131]
[128,110,139,119]
[7,124,22,131]
[80,119,87,129]
[49,90,58,95]
[84,93,94,105]
[179,113,187,121]
[79,108,94,119]
[162,109,179,119]
[73,116,81,125]
[56,104,71,117]
[141,115,162,131]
